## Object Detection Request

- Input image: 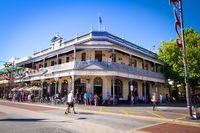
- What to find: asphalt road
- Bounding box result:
[0,101,200,133]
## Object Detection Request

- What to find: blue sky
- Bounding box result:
[0,0,199,64]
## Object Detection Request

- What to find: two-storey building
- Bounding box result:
[1,30,166,103]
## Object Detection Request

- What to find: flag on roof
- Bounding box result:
[98,16,102,24]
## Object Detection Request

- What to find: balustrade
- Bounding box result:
[17,60,164,79]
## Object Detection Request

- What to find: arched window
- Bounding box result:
[94,77,103,97]
[50,82,55,96]
[75,79,86,94]
[94,77,103,87]
[129,80,138,97]
[111,79,123,97]
[42,82,49,95]
[61,80,68,97]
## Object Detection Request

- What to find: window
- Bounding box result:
[44,62,47,67]
[95,51,102,62]
[110,54,116,62]
[134,60,137,67]
[51,61,55,66]
[81,53,86,61]
[39,64,43,68]
[113,54,116,62]
[145,64,149,70]
[58,59,62,64]
[66,57,70,63]
[111,79,123,97]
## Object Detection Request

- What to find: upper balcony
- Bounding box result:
[20,60,164,80]
[74,60,164,79]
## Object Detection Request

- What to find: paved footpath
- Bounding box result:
[0,100,200,133]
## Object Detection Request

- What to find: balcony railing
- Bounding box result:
[74,60,164,79]
[17,60,164,79]
[47,62,75,72]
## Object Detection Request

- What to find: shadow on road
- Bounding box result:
[78,112,94,115]
[0,118,46,122]
[77,117,87,120]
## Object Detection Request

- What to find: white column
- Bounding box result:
[71,75,75,92]
[143,59,146,70]
[112,48,115,62]
[58,81,62,93]
[56,54,59,65]
[74,47,76,61]
[143,81,147,103]
[43,58,45,68]
[54,78,59,96]
[112,76,115,105]
[129,54,132,66]
[154,63,157,72]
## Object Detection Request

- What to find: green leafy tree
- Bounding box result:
[157,28,200,92]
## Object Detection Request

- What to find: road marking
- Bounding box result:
[173,116,187,120]
[146,111,167,119]
[99,107,103,112]
[158,111,188,116]
[127,111,143,114]
[119,109,128,115]
[79,107,186,120]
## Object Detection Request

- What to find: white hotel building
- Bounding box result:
[2,30,166,103]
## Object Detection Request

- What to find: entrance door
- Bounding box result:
[50,82,55,97]
[61,80,68,97]
[95,51,102,62]
[43,82,48,96]
[75,79,86,94]
[146,83,150,102]
[128,80,137,101]
[94,77,103,104]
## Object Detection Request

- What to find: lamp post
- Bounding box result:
[169,0,193,118]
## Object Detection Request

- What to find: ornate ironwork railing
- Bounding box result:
[17,60,164,79]
[74,60,164,79]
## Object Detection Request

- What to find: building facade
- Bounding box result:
[0,30,166,103]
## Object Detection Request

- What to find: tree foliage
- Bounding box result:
[157,28,200,90]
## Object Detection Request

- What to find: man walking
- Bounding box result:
[65,90,77,114]
[151,92,157,111]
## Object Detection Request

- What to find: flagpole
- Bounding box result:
[98,17,100,31]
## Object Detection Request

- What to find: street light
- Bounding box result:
[169,0,193,118]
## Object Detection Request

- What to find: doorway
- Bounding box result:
[61,80,68,97]
[128,80,138,101]
[94,77,103,104]
[95,51,102,62]
[75,79,86,94]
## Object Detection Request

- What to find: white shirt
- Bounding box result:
[160,95,163,100]
[152,95,156,102]
[28,94,31,100]
[67,93,74,103]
